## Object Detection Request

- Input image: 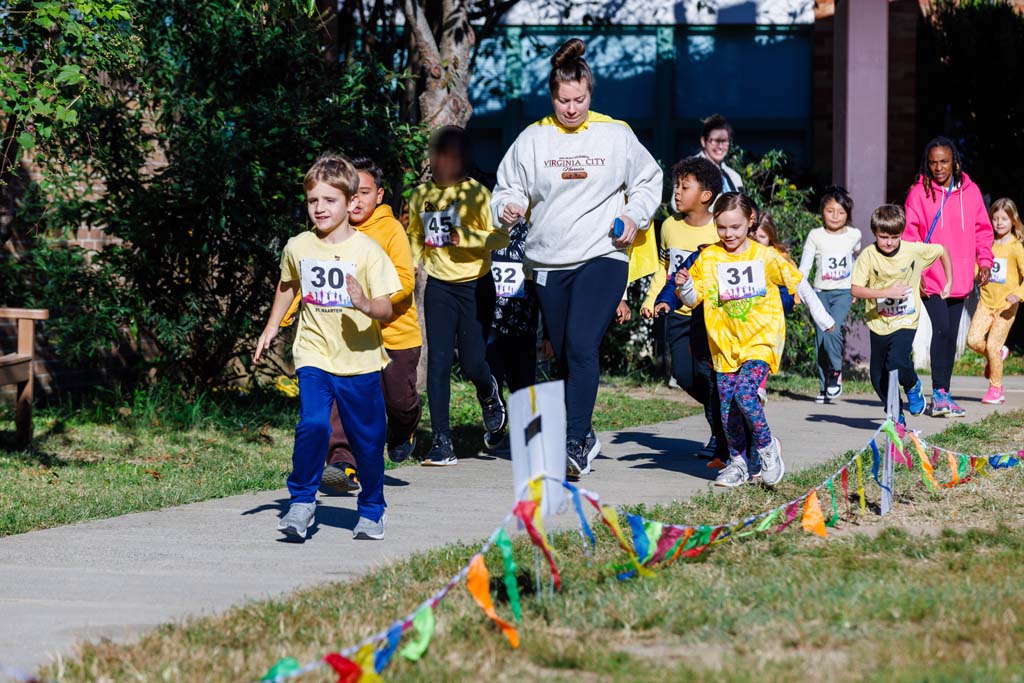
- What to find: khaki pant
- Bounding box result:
[967,303,1018,386]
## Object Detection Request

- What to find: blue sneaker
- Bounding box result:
[930,389,950,417]
[906,380,925,416]
[945,390,966,418]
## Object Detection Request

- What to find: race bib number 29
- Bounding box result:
[300,259,357,308]
[717,260,767,302]
[422,203,460,247]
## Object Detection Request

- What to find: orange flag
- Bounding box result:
[467,555,520,648]
[801,490,827,538]
[944,451,960,487]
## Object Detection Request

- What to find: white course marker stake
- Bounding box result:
[881,369,899,515]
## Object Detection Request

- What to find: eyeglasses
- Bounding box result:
[706,138,731,146]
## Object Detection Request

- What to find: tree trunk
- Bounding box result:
[402,0,475,129]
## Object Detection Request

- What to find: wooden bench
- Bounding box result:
[0,308,49,447]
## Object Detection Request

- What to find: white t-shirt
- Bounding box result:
[799,226,864,291]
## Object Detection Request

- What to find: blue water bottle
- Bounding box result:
[613,217,625,238]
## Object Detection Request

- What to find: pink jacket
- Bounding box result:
[903,172,993,298]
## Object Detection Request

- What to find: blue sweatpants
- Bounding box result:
[290,366,386,522]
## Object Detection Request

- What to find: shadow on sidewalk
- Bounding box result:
[805,413,883,431]
[605,432,717,481]
[241,494,393,542]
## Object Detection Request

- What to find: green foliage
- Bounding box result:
[6,0,424,387]
[925,1,1024,206]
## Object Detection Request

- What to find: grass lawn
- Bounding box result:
[42,410,1024,682]
[0,380,692,538]
[952,347,1024,377]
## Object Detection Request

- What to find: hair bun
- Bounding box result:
[551,38,586,68]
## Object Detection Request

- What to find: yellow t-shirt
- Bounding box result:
[408,178,509,283]
[851,241,944,335]
[280,230,401,376]
[980,239,1024,312]
[688,241,803,374]
[640,215,719,315]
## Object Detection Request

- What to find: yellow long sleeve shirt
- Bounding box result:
[356,204,422,350]
[640,215,719,314]
[980,239,1024,312]
[408,178,509,282]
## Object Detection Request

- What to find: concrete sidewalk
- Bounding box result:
[1,375,1021,672]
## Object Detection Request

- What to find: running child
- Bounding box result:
[318,157,423,493]
[798,186,861,403]
[408,126,510,466]
[675,192,835,487]
[967,198,1024,405]
[254,154,401,541]
[641,155,725,460]
[851,204,951,422]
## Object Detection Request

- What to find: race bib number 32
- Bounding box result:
[492,260,526,299]
[821,250,852,281]
[422,203,460,247]
[991,258,1008,285]
[717,260,767,302]
[300,259,357,308]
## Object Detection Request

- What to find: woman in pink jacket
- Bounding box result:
[903,136,994,417]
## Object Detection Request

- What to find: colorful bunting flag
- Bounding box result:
[801,490,827,538]
[564,482,596,551]
[645,526,689,565]
[513,493,562,590]
[944,451,960,488]
[373,623,404,673]
[262,657,302,683]
[855,453,866,514]
[353,644,382,683]
[466,555,520,648]
[323,653,361,683]
[881,420,907,463]
[840,467,851,517]
[627,514,651,564]
[825,479,839,528]
[595,504,654,577]
[909,434,939,492]
[776,500,802,533]
[495,528,522,623]
[400,606,436,662]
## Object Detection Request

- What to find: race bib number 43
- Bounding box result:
[492,259,526,298]
[877,295,915,318]
[991,258,1008,285]
[821,250,852,281]
[300,259,357,308]
[422,203,460,247]
[717,260,767,302]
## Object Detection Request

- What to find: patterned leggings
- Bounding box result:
[718,360,772,463]
[967,303,1018,386]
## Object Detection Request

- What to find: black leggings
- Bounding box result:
[869,329,918,411]
[487,334,537,395]
[424,275,495,434]
[534,257,627,441]
[923,295,965,393]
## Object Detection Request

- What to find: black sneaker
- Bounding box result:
[483,428,506,451]
[696,436,717,460]
[826,370,843,399]
[421,432,457,466]
[388,435,416,463]
[479,376,508,434]
[815,391,829,405]
[566,429,601,479]
[320,464,359,494]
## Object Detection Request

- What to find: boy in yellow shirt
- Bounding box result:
[408,126,510,465]
[255,155,401,541]
[319,158,423,494]
[641,156,725,460]
[851,204,951,421]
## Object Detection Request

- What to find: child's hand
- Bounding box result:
[615,300,631,324]
[538,339,555,360]
[448,229,460,247]
[1007,294,1021,305]
[883,284,912,300]
[611,216,638,248]
[674,268,691,286]
[823,325,835,333]
[640,305,654,319]
[346,274,370,314]
[254,326,278,364]
[940,282,952,299]
[654,302,670,317]
[501,203,525,226]
[976,266,992,287]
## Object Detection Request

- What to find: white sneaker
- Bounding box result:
[714,458,749,487]
[278,502,316,540]
[353,513,387,540]
[757,438,785,486]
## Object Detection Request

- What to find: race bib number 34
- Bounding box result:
[991,258,1008,285]
[821,250,852,281]
[422,203,460,247]
[717,260,767,302]
[300,259,357,308]
[492,260,526,299]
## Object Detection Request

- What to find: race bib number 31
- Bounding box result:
[492,260,526,298]
[300,259,357,308]
[877,296,915,318]
[991,258,1008,285]
[821,250,852,281]
[717,260,767,302]
[422,203,460,247]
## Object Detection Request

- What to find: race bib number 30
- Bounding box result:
[821,250,852,281]
[300,259,357,308]
[668,248,694,279]
[876,296,915,318]
[492,259,526,298]
[422,203,460,247]
[991,258,1008,285]
[717,260,767,302]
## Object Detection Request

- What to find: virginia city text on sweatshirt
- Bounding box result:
[490,111,664,271]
